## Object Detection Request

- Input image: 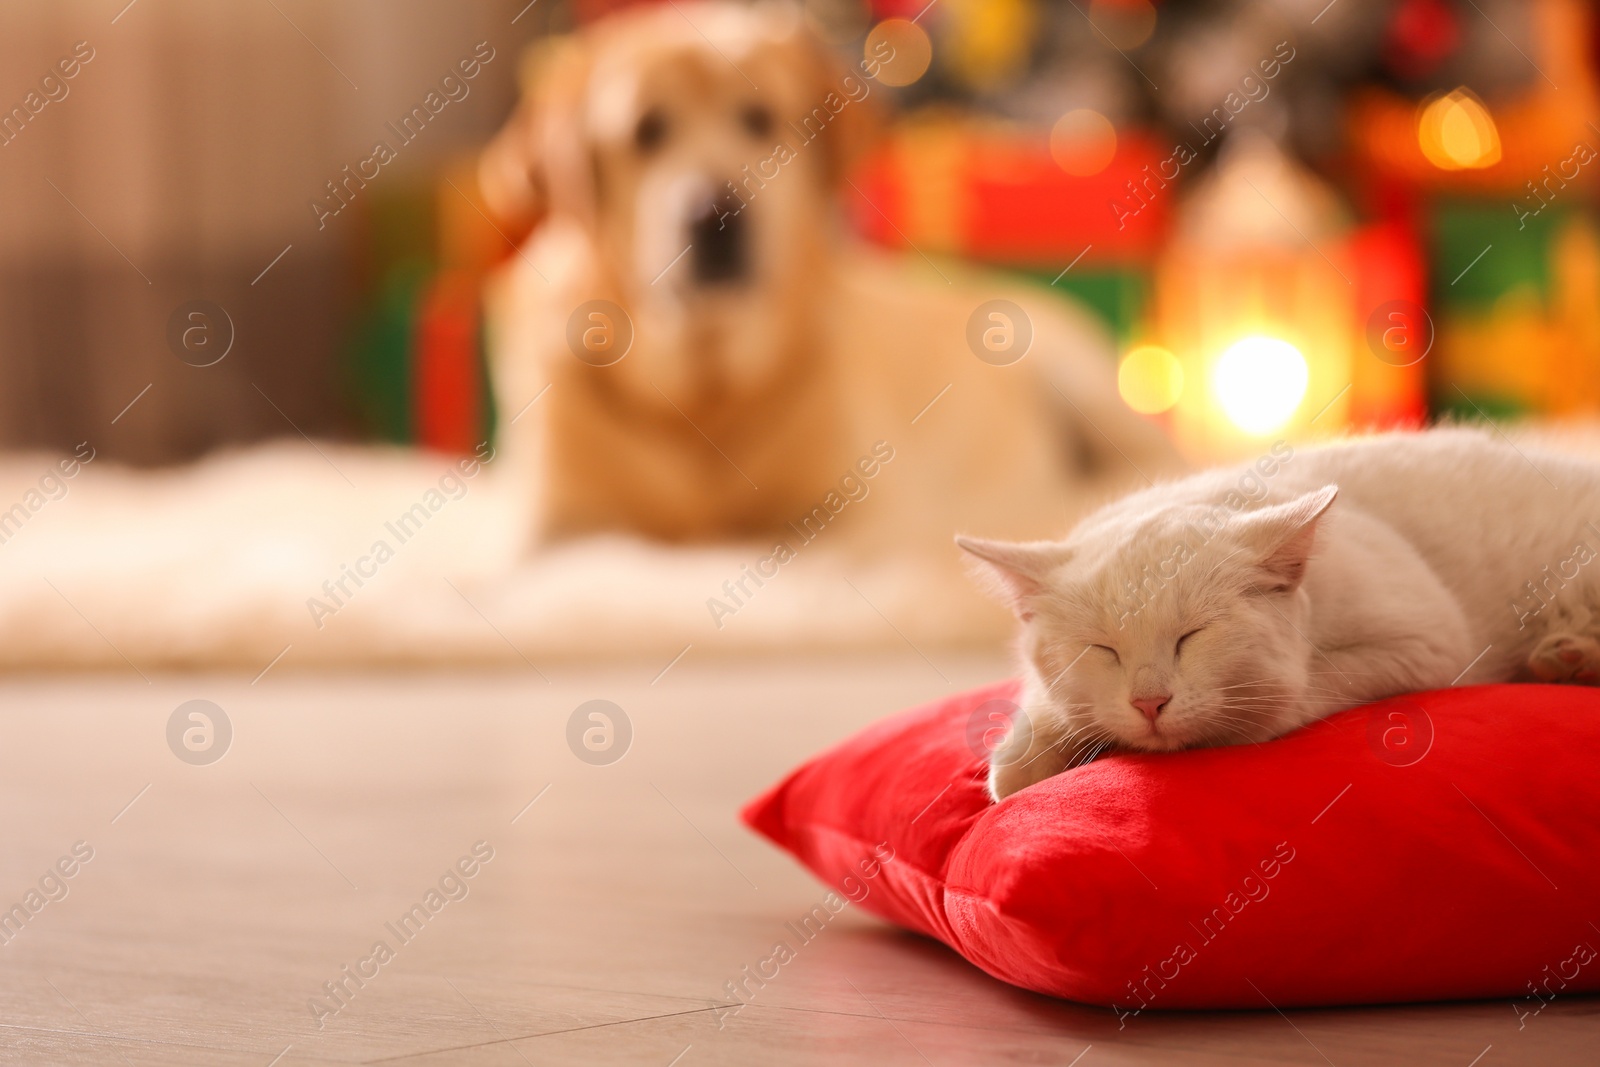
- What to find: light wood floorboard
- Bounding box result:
[0,657,1592,1065]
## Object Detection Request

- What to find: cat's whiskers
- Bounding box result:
[1010,715,1112,775]
[1073,738,1115,767]
[1213,709,1276,722]
[1207,696,1283,712]
[1212,694,1290,707]
[1195,717,1267,747]
[1062,719,1118,757]
[1201,711,1268,730]
[1055,720,1111,750]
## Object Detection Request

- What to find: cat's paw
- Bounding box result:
[1527,633,1600,684]
[988,757,1037,802]
[988,740,1073,801]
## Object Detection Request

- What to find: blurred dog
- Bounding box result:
[479,2,1181,550]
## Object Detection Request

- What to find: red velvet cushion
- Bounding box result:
[742,680,1600,1011]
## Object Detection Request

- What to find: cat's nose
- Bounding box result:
[1131,695,1171,722]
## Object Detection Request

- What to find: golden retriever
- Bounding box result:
[478,1,1181,553]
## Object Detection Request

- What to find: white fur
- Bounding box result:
[0,440,1013,670]
[963,427,1600,800]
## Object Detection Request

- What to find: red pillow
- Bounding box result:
[742,680,1600,1013]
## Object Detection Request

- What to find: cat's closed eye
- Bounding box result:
[1176,628,1204,655]
[1090,643,1120,663]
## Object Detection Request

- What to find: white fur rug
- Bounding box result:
[5,421,1594,673]
[0,441,1014,672]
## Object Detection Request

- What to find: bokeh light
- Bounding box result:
[1118,345,1184,414]
[1050,109,1118,177]
[1417,89,1502,170]
[1088,0,1157,50]
[867,19,933,88]
[942,0,1035,91]
[1213,337,1309,434]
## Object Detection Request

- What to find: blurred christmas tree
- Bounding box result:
[346,0,1600,454]
[852,0,1599,451]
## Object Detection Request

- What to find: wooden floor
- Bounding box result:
[0,655,1593,1065]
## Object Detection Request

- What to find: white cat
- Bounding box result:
[960,427,1600,801]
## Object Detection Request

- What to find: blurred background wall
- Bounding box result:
[0,0,549,463]
[1,0,1596,466]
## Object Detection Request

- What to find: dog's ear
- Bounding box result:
[478,35,595,229]
[783,13,885,187]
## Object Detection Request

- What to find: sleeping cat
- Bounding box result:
[959,428,1600,800]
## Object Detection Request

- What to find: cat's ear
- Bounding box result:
[1238,485,1338,593]
[956,537,1069,621]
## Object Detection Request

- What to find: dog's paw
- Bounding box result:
[1527,633,1600,684]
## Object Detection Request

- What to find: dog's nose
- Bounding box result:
[1131,695,1171,722]
[688,198,748,285]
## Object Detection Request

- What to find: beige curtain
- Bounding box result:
[0,0,540,463]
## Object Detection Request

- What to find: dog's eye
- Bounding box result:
[740,102,774,139]
[1176,628,1203,655]
[634,109,668,153]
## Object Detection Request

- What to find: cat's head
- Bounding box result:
[958,484,1338,755]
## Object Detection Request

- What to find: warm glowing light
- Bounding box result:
[943,0,1034,90]
[1050,109,1118,177]
[1213,337,1308,434]
[1118,345,1183,414]
[1417,89,1502,171]
[866,19,932,87]
[1088,0,1157,50]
